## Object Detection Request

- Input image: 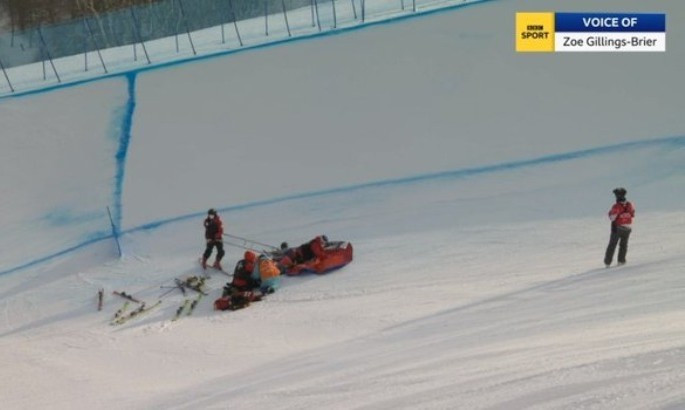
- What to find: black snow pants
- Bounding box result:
[203,239,225,262]
[604,225,631,265]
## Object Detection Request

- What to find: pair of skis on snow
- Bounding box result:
[109,289,162,326]
[161,275,209,322]
[110,300,163,326]
[171,293,204,321]
[106,262,217,324]
[109,294,202,325]
[96,289,137,312]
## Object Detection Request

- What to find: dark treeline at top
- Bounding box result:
[0,0,162,31]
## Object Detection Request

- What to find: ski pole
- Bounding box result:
[222,239,260,252]
[222,233,279,250]
[222,240,275,259]
[160,284,183,298]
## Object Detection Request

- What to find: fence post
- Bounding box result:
[41,47,47,80]
[310,0,316,27]
[228,0,244,46]
[362,0,365,22]
[313,0,321,31]
[36,25,61,83]
[281,0,292,37]
[332,0,337,28]
[0,57,14,93]
[177,0,197,55]
[350,0,357,19]
[413,0,416,12]
[83,17,108,74]
[129,8,151,64]
[264,0,269,36]
[83,19,89,72]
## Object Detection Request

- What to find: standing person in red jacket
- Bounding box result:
[202,208,225,270]
[604,188,635,267]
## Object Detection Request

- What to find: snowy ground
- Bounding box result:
[1,0,685,409]
[2,142,685,409]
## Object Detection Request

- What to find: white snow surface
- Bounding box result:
[1,0,685,409]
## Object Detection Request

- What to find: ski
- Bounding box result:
[199,257,231,277]
[97,288,104,311]
[113,291,141,304]
[187,293,204,316]
[172,299,192,321]
[159,279,188,298]
[110,301,131,324]
[185,284,208,296]
[210,266,232,277]
[111,300,162,326]
[179,276,209,296]
[174,278,187,296]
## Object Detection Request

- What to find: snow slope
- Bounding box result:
[1,0,685,409]
[0,78,129,273]
[124,0,685,229]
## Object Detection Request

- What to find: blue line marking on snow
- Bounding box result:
[0,236,111,277]
[0,0,500,100]
[126,135,685,233]
[0,134,683,277]
[112,73,137,238]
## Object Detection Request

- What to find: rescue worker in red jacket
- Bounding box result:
[202,208,225,270]
[604,188,635,267]
[292,235,328,264]
[227,250,259,293]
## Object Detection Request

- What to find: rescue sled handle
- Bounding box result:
[222,239,264,253]
[222,233,279,251]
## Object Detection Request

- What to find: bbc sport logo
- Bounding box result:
[516,12,666,52]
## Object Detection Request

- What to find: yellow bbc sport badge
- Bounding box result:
[516,12,555,52]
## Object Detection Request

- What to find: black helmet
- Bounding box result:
[280,242,289,250]
[207,208,217,215]
[612,187,627,197]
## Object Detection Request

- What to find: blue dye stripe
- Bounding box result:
[0,236,112,277]
[0,134,683,277]
[0,74,138,277]
[127,135,685,233]
[113,73,137,234]
[0,0,501,100]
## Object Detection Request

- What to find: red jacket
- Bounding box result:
[214,291,262,311]
[608,201,635,227]
[310,236,326,259]
[232,252,257,291]
[204,215,224,240]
